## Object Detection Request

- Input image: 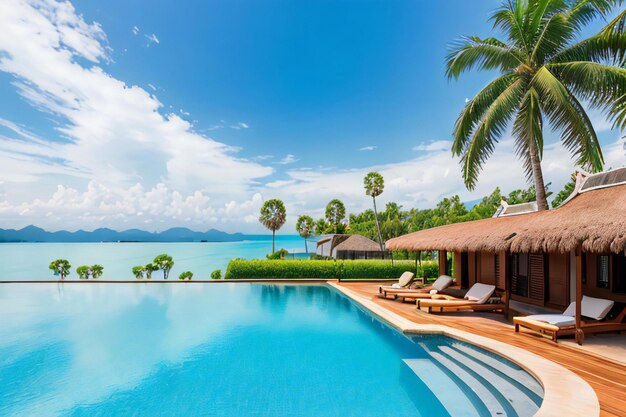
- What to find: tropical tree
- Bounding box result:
[364,172,385,250]
[325,199,346,233]
[314,218,328,235]
[76,265,90,279]
[144,263,158,280]
[211,269,222,279]
[132,265,145,279]
[446,0,626,210]
[91,264,104,279]
[49,259,71,280]
[153,254,174,280]
[295,215,314,253]
[179,271,193,280]
[259,198,287,253]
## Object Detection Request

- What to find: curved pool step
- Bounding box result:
[450,342,543,403]
[439,345,540,415]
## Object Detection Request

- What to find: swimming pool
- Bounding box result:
[0,284,542,416]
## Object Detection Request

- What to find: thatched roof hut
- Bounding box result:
[387,168,626,255]
[316,234,387,259]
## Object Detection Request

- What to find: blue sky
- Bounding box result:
[0,0,624,233]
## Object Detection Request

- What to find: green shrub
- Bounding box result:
[179,271,193,280]
[224,259,438,280]
[210,269,222,280]
[266,248,289,260]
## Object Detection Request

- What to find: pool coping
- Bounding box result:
[328,281,600,417]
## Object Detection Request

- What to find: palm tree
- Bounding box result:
[132,265,145,279]
[447,0,626,210]
[49,259,71,280]
[145,263,158,280]
[325,199,346,233]
[259,198,287,253]
[153,254,174,280]
[91,264,104,279]
[76,265,90,279]
[364,172,385,250]
[295,215,314,254]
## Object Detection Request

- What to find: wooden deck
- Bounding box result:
[338,282,626,417]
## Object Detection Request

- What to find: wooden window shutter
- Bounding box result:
[529,253,545,302]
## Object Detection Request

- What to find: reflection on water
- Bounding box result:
[0,284,542,417]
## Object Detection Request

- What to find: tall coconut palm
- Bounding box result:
[295,215,314,254]
[364,172,385,250]
[259,198,287,253]
[153,254,174,280]
[447,0,626,210]
[325,199,346,233]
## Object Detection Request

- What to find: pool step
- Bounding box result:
[403,341,542,417]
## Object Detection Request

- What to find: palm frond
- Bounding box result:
[446,36,524,79]
[531,66,604,171]
[550,9,626,64]
[452,74,523,155]
[491,1,533,54]
[457,77,527,189]
[512,87,544,180]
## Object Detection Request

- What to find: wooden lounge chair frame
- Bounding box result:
[378,278,426,299]
[416,292,506,314]
[514,305,626,344]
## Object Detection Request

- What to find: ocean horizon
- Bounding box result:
[0,235,312,281]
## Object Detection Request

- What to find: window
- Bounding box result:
[597,255,610,289]
[613,253,626,294]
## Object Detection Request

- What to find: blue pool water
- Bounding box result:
[0,237,307,281]
[0,284,542,416]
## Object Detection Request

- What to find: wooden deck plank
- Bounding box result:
[338,282,626,417]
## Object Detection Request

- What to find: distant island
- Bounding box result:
[0,225,275,243]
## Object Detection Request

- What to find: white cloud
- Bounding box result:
[145,33,159,45]
[413,140,452,152]
[0,0,272,230]
[254,154,273,161]
[147,83,157,91]
[132,25,139,35]
[230,122,249,130]
[278,154,298,165]
[359,146,376,151]
[587,108,615,133]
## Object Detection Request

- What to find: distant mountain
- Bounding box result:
[0,225,256,243]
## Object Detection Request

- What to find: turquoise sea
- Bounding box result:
[0,235,310,281]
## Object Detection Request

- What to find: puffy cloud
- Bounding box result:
[359,146,376,151]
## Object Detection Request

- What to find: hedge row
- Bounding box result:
[224,259,440,280]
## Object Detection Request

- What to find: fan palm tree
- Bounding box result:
[153,254,174,280]
[259,198,287,253]
[76,265,90,279]
[447,0,626,210]
[295,215,314,254]
[325,199,346,233]
[364,172,385,250]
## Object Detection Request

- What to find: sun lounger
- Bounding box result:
[379,275,454,300]
[514,296,626,344]
[378,271,415,296]
[417,283,504,313]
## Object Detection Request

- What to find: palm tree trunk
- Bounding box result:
[529,140,549,211]
[372,197,384,251]
[272,229,275,254]
[304,238,308,254]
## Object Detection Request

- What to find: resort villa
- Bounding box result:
[387,168,626,345]
[316,234,388,259]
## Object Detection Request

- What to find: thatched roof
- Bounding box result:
[387,169,626,254]
[333,234,383,252]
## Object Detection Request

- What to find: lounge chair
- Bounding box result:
[417,283,504,313]
[514,296,626,344]
[379,275,455,301]
[378,271,416,296]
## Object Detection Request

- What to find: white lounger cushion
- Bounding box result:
[525,314,576,327]
[562,296,614,321]
[397,271,415,288]
[432,275,454,292]
[464,283,496,304]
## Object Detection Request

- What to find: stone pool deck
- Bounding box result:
[333,281,626,417]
